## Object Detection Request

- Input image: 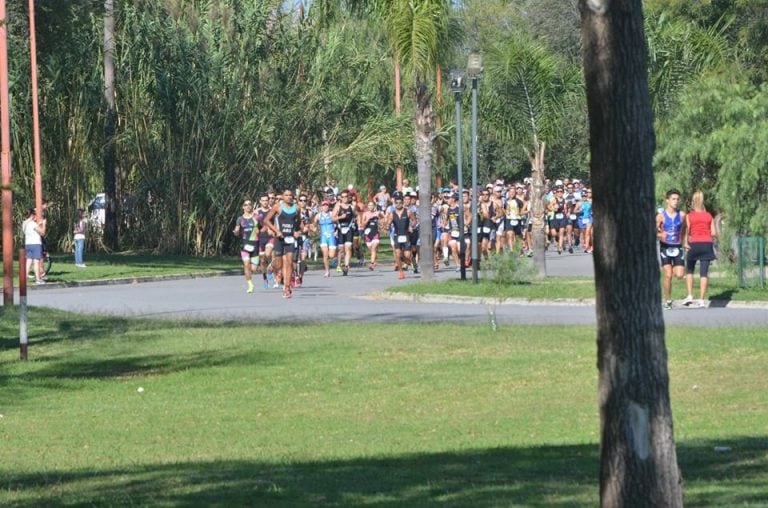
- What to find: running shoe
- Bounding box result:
[413,265,419,274]
[247,281,254,293]
[557,249,562,255]
[696,300,707,308]
[337,264,343,273]
[369,263,375,271]
[35,279,46,285]
[267,271,275,287]
[282,290,292,299]
[263,278,269,289]
[342,265,349,276]
[663,300,673,310]
[324,271,330,277]
[682,295,694,306]
[568,246,574,254]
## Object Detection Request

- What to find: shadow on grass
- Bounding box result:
[2,438,766,507]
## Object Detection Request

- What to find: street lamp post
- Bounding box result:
[450,70,466,280]
[467,53,483,283]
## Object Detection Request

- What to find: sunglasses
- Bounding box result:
[299,198,307,202]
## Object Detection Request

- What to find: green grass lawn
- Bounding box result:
[1,308,766,506]
[390,276,768,302]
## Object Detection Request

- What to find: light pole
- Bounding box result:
[450,70,467,280]
[467,53,483,283]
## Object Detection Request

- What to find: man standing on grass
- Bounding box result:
[656,188,686,310]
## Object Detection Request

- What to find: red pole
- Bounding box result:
[28,0,43,221]
[19,248,28,360]
[0,0,13,306]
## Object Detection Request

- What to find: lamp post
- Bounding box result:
[467,53,483,283]
[450,70,467,280]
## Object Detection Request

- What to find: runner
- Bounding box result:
[360,201,384,270]
[548,186,568,254]
[406,191,420,273]
[265,189,301,299]
[332,189,357,276]
[491,186,506,254]
[579,189,593,254]
[683,190,717,308]
[504,185,525,255]
[443,193,464,270]
[296,194,312,287]
[232,199,259,293]
[254,195,275,288]
[656,188,687,310]
[564,182,580,253]
[313,200,337,277]
[385,192,415,279]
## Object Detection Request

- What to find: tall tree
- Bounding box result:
[103,0,117,250]
[389,0,457,279]
[580,0,683,506]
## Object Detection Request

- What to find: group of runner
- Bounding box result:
[232,176,596,298]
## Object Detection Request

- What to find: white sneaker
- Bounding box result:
[696,300,707,308]
[35,279,46,285]
[682,295,694,306]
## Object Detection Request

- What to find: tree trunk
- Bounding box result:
[414,82,434,280]
[580,1,683,506]
[103,0,118,250]
[529,143,547,277]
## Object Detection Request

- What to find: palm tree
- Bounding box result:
[387,0,458,279]
[484,34,582,275]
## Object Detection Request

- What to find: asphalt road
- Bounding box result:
[26,251,768,328]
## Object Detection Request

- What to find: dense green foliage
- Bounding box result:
[4,0,765,254]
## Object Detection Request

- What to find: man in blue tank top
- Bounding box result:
[656,188,687,310]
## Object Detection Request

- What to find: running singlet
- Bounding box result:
[318,211,335,239]
[337,205,355,232]
[277,203,299,240]
[237,215,259,251]
[408,205,420,230]
[580,201,592,223]
[392,208,410,238]
[661,210,682,245]
[364,214,379,238]
[447,205,461,238]
[506,198,522,220]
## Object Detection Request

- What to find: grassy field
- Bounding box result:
[1,308,766,506]
[390,276,768,302]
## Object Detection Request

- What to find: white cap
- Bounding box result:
[555,179,563,186]
[347,184,355,190]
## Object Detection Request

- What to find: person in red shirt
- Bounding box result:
[683,191,718,307]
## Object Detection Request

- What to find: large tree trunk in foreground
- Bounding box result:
[580,1,683,506]
[415,82,434,281]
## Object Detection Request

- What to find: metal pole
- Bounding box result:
[454,92,466,280]
[0,0,13,306]
[28,0,43,221]
[19,249,28,360]
[470,76,479,283]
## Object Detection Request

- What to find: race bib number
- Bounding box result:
[482,227,491,233]
[665,247,680,257]
[509,220,519,226]
[582,218,592,225]
[364,228,371,235]
[341,226,350,234]
[450,231,460,239]
[284,236,295,245]
[397,235,407,243]
[569,214,577,220]
[243,244,255,253]
[555,213,564,219]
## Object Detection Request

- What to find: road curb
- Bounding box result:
[368,291,768,310]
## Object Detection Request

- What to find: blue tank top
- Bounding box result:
[318,211,335,238]
[581,201,592,220]
[662,210,682,245]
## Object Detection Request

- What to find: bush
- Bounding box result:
[482,251,538,288]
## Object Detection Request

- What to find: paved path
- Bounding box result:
[27,251,768,328]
